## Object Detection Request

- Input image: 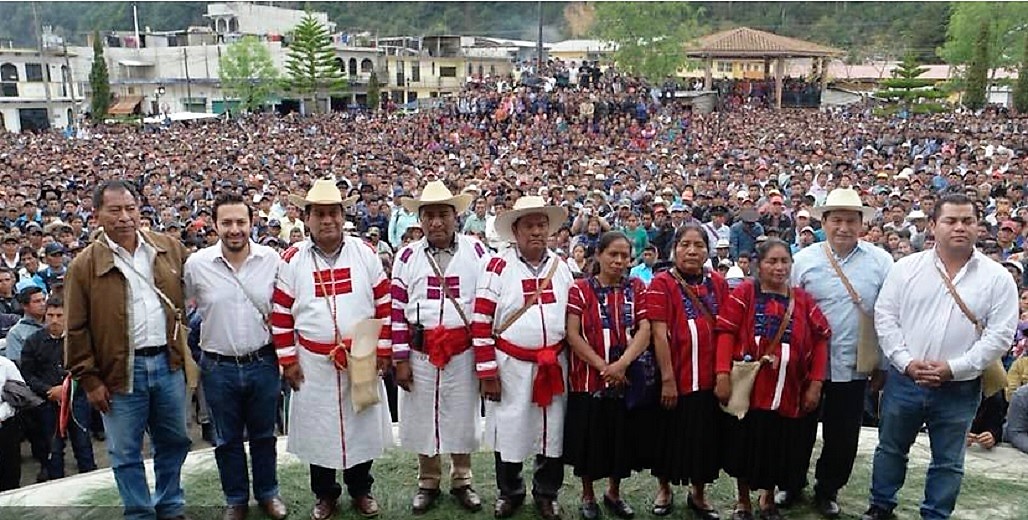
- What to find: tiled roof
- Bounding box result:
[686,27,844,58]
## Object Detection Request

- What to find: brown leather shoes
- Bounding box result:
[260,496,288,520]
[353,494,380,518]
[412,488,440,515]
[451,486,483,512]
[222,505,248,520]
[534,496,563,520]
[494,495,524,518]
[310,497,338,520]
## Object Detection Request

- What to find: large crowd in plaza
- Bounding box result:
[0,59,1025,520]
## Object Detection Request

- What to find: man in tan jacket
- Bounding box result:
[65,180,191,520]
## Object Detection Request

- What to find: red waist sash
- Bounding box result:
[298,335,352,371]
[495,338,565,407]
[421,326,471,369]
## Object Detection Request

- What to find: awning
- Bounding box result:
[118,59,154,67]
[108,95,143,115]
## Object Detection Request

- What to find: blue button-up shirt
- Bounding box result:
[792,241,894,382]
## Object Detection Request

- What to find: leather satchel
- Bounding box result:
[822,243,880,373]
[935,265,1006,398]
[721,290,795,419]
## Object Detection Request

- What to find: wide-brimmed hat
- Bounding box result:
[494,196,567,243]
[288,179,358,209]
[401,180,473,214]
[810,188,875,222]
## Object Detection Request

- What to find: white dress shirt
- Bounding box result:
[185,241,281,356]
[875,248,1018,381]
[106,233,167,349]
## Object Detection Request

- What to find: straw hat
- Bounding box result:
[401,180,473,214]
[288,179,358,209]
[810,188,875,222]
[494,196,567,243]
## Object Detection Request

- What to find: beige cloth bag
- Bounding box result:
[822,244,880,373]
[721,291,795,419]
[348,319,384,414]
[935,265,1006,397]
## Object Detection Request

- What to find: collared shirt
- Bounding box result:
[312,239,345,265]
[427,237,458,273]
[106,233,167,349]
[463,213,487,234]
[516,247,552,277]
[792,241,894,381]
[875,248,1018,381]
[185,241,281,356]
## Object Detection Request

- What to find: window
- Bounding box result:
[439,66,457,78]
[411,61,420,82]
[490,64,496,77]
[1,83,16,97]
[395,61,404,86]
[348,58,357,76]
[360,59,373,73]
[25,63,43,82]
[0,63,17,82]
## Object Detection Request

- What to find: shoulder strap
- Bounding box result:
[424,247,471,329]
[494,257,560,337]
[669,269,714,321]
[108,241,182,320]
[821,243,868,315]
[935,264,984,335]
[219,259,271,330]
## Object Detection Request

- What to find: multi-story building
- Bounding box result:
[381,35,514,105]
[0,45,79,132]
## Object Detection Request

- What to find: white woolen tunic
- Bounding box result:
[271,238,393,470]
[471,248,573,462]
[391,235,491,456]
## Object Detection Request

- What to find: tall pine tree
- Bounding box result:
[285,13,346,114]
[88,30,110,120]
[964,21,990,111]
[366,70,381,111]
[1014,31,1028,113]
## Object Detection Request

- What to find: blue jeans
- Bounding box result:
[200,351,281,506]
[869,368,982,520]
[41,389,97,478]
[103,352,191,520]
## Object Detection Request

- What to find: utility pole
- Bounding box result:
[62,38,77,129]
[183,47,192,105]
[536,1,543,72]
[31,2,55,128]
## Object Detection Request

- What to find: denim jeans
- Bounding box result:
[869,368,982,520]
[41,389,97,479]
[103,352,191,520]
[200,351,280,506]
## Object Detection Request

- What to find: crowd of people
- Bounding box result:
[0,60,1023,520]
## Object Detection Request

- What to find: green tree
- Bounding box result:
[88,30,110,120]
[874,54,947,114]
[366,70,381,111]
[591,2,703,80]
[219,36,280,113]
[964,22,990,111]
[284,13,346,114]
[939,2,1028,73]
[1015,32,1028,113]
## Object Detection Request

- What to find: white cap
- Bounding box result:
[716,238,730,248]
[726,266,745,280]
[800,225,815,234]
[796,210,811,219]
[907,210,927,220]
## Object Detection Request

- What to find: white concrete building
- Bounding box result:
[0,47,79,132]
[205,2,335,40]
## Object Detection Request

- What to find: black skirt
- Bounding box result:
[650,390,725,486]
[563,392,634,479]
[723,409,813,492]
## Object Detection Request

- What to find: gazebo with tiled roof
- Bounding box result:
[685,27,845,109]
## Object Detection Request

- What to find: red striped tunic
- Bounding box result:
[567,276,649,393]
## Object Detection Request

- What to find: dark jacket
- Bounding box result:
[20,327,66,398]
[64,231,188,394]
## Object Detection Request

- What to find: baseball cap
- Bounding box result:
[1001,220,1018,231]
[796,210,811,219]
[368,226,380,236]
[44,243,65,256]
[268,218,281,227]
[800,226,815,234]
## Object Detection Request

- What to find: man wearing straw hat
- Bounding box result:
[471,195,574,520]
[391,181,492,515]
[270,179,393,520]
[786,188,894,518]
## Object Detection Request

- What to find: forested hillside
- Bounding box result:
[0,1,950,63]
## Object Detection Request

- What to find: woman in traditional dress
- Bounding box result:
[645,223,729,519]
[714,239,830,520]
[565,231,652,520]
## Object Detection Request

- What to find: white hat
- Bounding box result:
[896,168,913,180]
[595,173,607,181]
[800,225,815,234]
[565,185,578,192]
[715,238,730,248]
[494,196,568,243]
[907,210,927,221]
[401,180,473,214]
[288,179,358,209]
[796,209,811,219]
[462,184,480,194]
[810,188,875,222]
[725,266,745,280]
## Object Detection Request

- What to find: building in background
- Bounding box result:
[0,34,79,132]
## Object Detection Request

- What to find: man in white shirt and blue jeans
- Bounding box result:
[184,193,287,520]
[867,193,1018,520]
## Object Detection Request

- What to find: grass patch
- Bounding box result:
[63,444,1028,520]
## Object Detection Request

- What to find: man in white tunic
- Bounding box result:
[270,179,393,520]
[392,181,491,514]
[471,196,573,520]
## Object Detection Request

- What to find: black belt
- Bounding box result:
[202,344,275,364]
[136,345,167,357]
